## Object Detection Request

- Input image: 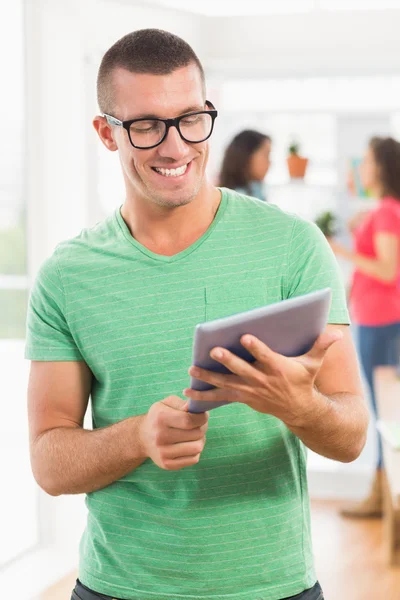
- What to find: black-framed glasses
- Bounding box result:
[103,100,218,150]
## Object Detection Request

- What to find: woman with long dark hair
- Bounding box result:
[219,130,271,201]
[330,136,400,518]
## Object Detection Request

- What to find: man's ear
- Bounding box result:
[93,116,118,152]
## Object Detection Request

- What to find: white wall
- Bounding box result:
[84,0,205,62]
[204,9,400,78]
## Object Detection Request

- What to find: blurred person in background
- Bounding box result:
[329,136,400,518]
[219,129,271,201]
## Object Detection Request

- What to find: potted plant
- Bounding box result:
[315,210,337,238]
[287,141,308,179]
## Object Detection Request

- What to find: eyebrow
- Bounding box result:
[129,105,205,120]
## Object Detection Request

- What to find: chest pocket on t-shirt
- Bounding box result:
[205,280,269,322]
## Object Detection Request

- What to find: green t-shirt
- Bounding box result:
[25,189,349,600]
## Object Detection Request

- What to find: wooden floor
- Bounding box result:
[39,570,77,600]
[311,499,400,599]
[41,500,400,600]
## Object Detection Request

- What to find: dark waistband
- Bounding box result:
[73,580,121,600]
[73,579,322,600]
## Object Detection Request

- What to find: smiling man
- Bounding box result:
[26,29,368,600]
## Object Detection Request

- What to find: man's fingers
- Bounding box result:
[188,336,278,385]
[208,345,260,379]
[240,335,280,370]
[163,439,206,459]
[183,386,240,405]
[306,330,343,362]
[188,366,247,391]
[164,425,208,445]
[161,454,202,471]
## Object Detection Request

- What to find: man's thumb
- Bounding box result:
[161,395,189,411]
[307,329,343,360]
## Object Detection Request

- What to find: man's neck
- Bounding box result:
[120,184,222,257]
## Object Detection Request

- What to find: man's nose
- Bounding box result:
[157,125,190,159]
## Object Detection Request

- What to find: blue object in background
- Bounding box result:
[236,180,267,202]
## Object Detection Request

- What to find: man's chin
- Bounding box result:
[148,186,200,208]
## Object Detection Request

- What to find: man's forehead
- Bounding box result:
[111,65,204,119]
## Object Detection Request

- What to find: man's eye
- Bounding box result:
[131,121,160,133]
[181,116,201,125]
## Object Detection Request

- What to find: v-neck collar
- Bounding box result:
[114,188,228,263]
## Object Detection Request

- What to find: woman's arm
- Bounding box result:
[347,210,370,233]
[329,232,399,283]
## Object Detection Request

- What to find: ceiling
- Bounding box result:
[149,0,400,17]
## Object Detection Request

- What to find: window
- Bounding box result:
[0,0,39,567]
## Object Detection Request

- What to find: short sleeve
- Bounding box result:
[373,204,400,236]
[285,217,350,325]
[25,251,84,361]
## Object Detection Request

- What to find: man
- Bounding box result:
[26,29,368,600]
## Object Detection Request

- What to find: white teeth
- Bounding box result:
[154,164,188,177]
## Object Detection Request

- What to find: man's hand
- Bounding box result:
[138,396,209,470]
[184,331,343,428]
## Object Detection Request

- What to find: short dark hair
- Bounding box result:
[218,130,271,192]
[97,29,205,114]
[369,136,400,201]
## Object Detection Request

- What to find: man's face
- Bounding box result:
[101,64,210,209]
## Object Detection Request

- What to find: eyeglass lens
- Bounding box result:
[129,113,213,148]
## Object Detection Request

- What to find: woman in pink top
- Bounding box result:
[330,136,400,518]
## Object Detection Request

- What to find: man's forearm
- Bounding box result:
[286,391,369,463]
[31,414,147,496]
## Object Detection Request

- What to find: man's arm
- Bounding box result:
[286,324,369,462]
[28,360,147,496]
[29,361,208,496]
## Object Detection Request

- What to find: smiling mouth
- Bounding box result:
[152,161,191,177]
